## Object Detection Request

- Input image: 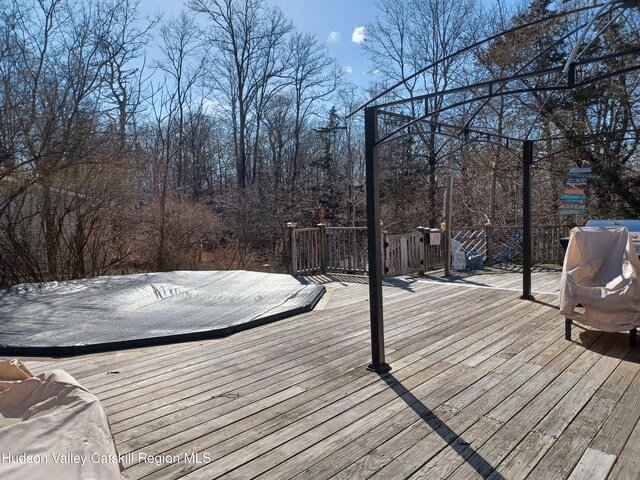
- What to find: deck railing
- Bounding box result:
[288,223,444,276]
[288,224,569,277]
[325,226,368,274]
[385,232,422,276]
[452,225,570,266]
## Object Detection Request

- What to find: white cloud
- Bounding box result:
[344,66,353,74]
[327,31,340,43]
[352,26,366,43]
[201,97,226,114]
[371,68,380,75]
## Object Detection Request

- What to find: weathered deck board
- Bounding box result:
[364,332,602,480]
[108,285,504,439]
[568,448,617,480]
[526,351,637,480]
[125,288,524,476]
[264,306,560,480]
[606,400,640,480]
[3,269,640,480]
[411,265,562,295]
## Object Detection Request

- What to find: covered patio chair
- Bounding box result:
[0,359,125,479]
[560,226,640,347]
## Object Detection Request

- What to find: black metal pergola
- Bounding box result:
[354,1,640,373]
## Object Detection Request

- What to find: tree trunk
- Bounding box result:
[238,108,247,189]
[42,182,58,281]
[73,215,86,277]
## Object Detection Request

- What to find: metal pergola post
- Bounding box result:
[365,107,391,373]
[521,140,535,301]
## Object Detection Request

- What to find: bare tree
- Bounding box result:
[188,0,292,189]
[364,0,477,227]
[286,31,341,194]
[0,0,154,284]
[150,11,208,270]
[101,0,158,152]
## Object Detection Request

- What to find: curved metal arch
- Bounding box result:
[377,85,569,146]
[563,0,636,73]
[374,46,640,146]
[349,2,610,119]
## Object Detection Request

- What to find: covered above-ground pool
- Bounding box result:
[0,270,324,356]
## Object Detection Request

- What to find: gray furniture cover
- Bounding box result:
[0,360,125,479]
[560,226,640,332]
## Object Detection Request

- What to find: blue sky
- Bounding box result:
[265,0,376,83]
[138,0,376,85]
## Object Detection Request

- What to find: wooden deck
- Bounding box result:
[6,268,640,479]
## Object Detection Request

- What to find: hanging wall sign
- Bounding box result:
[560,193,587,203]
[566,177,588,186]
[559,203,585,210]
[560,167,591,215]
[567,167,596,178]
[559,208,586,215]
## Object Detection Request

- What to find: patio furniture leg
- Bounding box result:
[565,318,572,341]
[631,328,637,348]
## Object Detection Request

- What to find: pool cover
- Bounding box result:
[0,271,325,356]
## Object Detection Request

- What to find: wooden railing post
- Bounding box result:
[417,227,427,273]
[287,222,298,275]
[382,228,389,277]
[317,223,327,274]
[485,225,493,267]
[398,235,406,275]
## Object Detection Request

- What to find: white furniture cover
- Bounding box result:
[560,226,640,332]
[0,359,125,479]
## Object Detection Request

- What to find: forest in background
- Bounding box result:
[0,0,639,286]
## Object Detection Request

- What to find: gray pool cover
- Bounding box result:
[0,270,325,356]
